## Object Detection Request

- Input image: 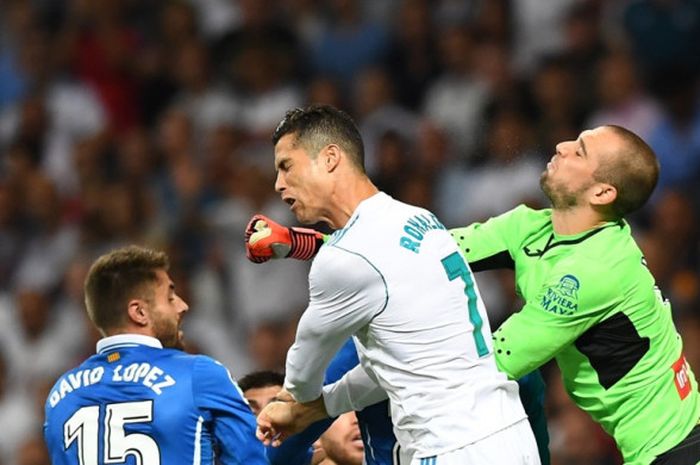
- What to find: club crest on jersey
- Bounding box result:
[541,274,579,315]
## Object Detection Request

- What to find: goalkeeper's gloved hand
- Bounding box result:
[245,214,324,263]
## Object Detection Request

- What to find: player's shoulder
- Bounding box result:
[327,193,447,249]
[312,242,383,290]
[503,204,551,224]
[560,220,637,268]
[49,353,102,389]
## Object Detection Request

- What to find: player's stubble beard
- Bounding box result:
[540,170,592,210]
[151,311,185,350]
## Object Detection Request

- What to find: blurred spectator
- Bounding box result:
[0,1,38,108]
[637,189,700,314]
[1,287,79,386]
[169,38,240,142]
[229,39,303,139]
[679,313,700,376]
[353,67,420,175]
[471,39,526,106]
[510,0,579,74]
[248,318,299,373]
[12,174,79,292]
[15,434,50,465]
[586,50,662,140]
[69,0,142,132]
[0,348,35,464]
[562,1,609,115]
[528,55,583,152]
[624,0,700,77]
[372,130,412,198]
[646,66,700,195]
[423,25,491,163]
[437,105,546,227]
[186,0,239,41]
[308,0,390,90]
[306,76,346,109]
[385,0,439,109]
[0,182,24,291]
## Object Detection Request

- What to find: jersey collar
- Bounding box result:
[96,334,163,354]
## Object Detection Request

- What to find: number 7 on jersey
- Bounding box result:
[441,252,490,357]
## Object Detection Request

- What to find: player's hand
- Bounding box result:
[256,397,330,447]
[245,214,324,263]
[256,401,298,447]
[245,214,292,263]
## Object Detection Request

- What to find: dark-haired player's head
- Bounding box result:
[238,370,284,415]
[271,105,375,229]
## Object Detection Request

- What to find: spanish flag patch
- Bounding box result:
[107,352,120,363]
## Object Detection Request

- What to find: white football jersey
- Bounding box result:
[284,192,527,458]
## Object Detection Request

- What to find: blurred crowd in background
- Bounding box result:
[0,0,699,464]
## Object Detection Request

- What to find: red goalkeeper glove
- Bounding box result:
[245,214,324,263]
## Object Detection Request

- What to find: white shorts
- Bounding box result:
[398,419,541,465]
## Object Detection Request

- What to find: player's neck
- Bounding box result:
[107,325,156,339]
[551,206,608,235]
[326,176,379,229]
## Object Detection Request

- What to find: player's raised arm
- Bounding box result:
[245,214,325,262]
[285,247,387,403]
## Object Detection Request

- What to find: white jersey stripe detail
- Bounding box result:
[193,416,204,465]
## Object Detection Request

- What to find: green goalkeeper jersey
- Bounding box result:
[450,205,700,465]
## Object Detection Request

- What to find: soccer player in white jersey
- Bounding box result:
[253,105,540,465]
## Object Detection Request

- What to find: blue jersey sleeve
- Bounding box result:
[267,418,334,465]
[193,357,268,465]
[325,339,360,384]
[269,339,359,465]
[517,370,550,465]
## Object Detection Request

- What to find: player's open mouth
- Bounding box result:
[351,433,363,447]
[284,198,296,207]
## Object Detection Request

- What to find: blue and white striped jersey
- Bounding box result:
[43,334,268,465]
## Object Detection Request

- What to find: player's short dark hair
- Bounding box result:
[272,104,366,173]
[593,125,659,218]
[238,371,285,393]
[84,245,169,334]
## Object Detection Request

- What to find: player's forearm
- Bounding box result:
[322,364,388,416]
[285,314,352,403]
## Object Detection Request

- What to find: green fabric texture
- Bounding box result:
[451,205,700,465]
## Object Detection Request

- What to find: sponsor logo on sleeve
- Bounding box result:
[541,274,580,315]
[672,354,692,400]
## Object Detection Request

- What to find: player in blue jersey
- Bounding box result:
[43,245,268,465]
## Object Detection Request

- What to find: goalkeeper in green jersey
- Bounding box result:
[246,125,700,465]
